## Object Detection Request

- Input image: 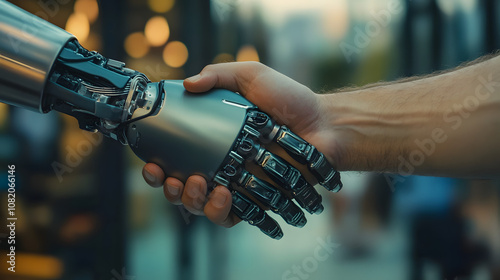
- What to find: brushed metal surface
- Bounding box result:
[127,80,255,182]
[0,1,74,112]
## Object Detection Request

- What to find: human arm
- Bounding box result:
[143,56,500,227]
[323,54,500,177]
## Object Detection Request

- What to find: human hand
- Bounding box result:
[142,62,341,237]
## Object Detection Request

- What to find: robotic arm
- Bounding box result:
[0,1,342,239]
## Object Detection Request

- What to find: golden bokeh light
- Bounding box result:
[74,0,99,24]
[80,32,101,52]
[322,0,349,40]
[145,16,170,47]
[0,103,8,128]
[0,253,62,279]
[148,0,175,13]
[125,32,150,58]
[65,13,90,42]
[213,53,235,64]
[163,41,188,68]
[236,45,259,62]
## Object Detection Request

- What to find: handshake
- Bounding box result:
[0,1,341,239]
[141,62,342,239]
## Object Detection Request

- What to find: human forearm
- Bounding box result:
[321,55,500,177]
[140,59,500,232]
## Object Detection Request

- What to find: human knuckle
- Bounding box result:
[202,64,216,72]
[245,61,263,69]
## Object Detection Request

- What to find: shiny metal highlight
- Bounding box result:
[126,80,255,181]
[0,1,74,112]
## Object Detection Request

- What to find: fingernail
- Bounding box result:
[212,190,227,208]
[186,181,201,198]
[166,183,179,196]
[143,168,156,184]
[186,74,201,83]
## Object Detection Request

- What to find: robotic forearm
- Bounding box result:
[0,1,342,239]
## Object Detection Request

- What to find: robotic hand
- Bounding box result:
[0,1,342,239]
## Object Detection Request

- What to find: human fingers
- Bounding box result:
[204,186,241,228]
[183,61,267,94]
[162,177,185,205]
[180,175,208,216]
[142,163,165,188]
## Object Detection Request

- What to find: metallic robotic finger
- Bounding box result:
[0,1,342,239]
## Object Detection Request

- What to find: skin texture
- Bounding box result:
[142,57,500,228]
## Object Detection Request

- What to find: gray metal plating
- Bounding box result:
[0,1,74,112]
[126,80,255,182]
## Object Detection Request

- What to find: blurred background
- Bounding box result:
[0,0,499,279]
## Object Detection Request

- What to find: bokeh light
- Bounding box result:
[144,16,170,47]
[458,0,478,12]
[236,45,259,62]
[81,32,101,52]
[74,0,99,24]
[2,253,63,279]
[162,41,188,68]
[0,103,8,128]
[148,0,175,13]
[125,32,150,58]
[437,0,478,16]
[437,0,456,15]
[322,0,349,40]
[65,13,90,42]
[213,53,235,64]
